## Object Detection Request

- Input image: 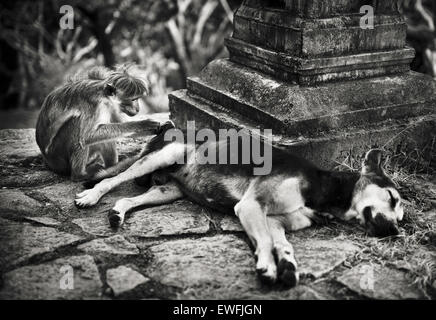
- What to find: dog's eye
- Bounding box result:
[387,190,398,209]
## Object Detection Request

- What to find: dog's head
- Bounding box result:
[344,149,403,237]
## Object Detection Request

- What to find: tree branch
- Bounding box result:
[219,0,234,24]
[192,0,218,49]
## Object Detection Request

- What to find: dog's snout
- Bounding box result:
[369,213,400,237]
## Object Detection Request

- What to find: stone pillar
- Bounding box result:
[169,0,436,168]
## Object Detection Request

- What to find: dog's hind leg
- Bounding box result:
[75,142,186,208]
[234,198,276,285]
[108,181,184,227]
[267,217,299,287]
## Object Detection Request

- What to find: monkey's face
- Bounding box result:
[119,96,142,116]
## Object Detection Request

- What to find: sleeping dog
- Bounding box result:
[75,125,404,287]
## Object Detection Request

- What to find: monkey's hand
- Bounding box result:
[156,120,176,135]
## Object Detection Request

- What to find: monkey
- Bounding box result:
[35,64,162,182]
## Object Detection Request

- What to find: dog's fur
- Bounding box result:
[75,127,404,287]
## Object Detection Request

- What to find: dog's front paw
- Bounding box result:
[74,189,101,208]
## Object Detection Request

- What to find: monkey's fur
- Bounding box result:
[36,65,161,181]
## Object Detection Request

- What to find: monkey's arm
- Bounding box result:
[39,110,81,154]
[84,120,161,146]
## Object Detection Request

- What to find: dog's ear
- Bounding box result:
[361,149,384,175]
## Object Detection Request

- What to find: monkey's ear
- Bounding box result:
[103,84,116,96]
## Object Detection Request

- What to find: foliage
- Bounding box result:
[0,0,436,112]
[402,0,436,77]
[0,0,238,111]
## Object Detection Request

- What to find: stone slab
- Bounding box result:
[289,237,360,278]
[0,255,102,299]
[73,200,210,238]
[0,129,41,165]
[106,265,149,296]
[0,218,83,269]
[78,235,139,255]
[0,166,63,188]
[0,189,45,217]
[337,263,426,299]
[24,216,61,226]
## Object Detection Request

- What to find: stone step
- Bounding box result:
[169,89,435,169]
[186,59,435,139]
[226,38,414,84]
[234,7,407,57]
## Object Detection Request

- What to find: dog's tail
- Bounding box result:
[83,120,176,189]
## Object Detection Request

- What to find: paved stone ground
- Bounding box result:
[0,128,435,300]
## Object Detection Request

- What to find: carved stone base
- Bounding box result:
[226,38,415,85]
[169,59,436,169]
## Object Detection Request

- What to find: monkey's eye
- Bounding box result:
[131,95,143,102]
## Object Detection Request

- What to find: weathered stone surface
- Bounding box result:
[337,264,425,299]
[30,182,85,216]
[188,60,435,135]
[0,166,63,188]
[78,235,139,255]
[24,216,61,226]
[0,255,102,299]
[0,189,44,216]
[0,129,40,165]
[72,216,115,237]
[73,200,210,237]
[125,201,210,237]
[146,234,340,299]
[234,4,407,56]
[0,218,83,269]
[106,265,149,296]
[146,234,259,299]
[220,214,243,232]
[289,237,360,278]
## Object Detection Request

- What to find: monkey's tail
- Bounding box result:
[83,153,142,189]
